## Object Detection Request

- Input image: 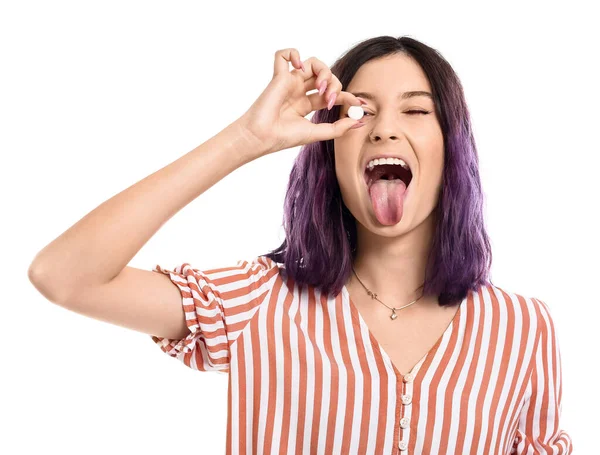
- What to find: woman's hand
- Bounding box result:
[237,48,366,157]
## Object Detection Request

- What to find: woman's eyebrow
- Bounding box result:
[350,91,433,101]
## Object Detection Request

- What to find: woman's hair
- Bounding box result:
[261,35,494,307]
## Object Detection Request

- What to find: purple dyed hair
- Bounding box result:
[261,35,494,307]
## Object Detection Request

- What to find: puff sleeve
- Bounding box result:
[149,256,279,374]
[512,298,573,454]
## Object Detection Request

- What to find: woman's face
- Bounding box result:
[334,53,444,234]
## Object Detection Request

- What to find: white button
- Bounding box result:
[398,440,408,451]
[348,105,364,120]
[400,416,410,429]
[401,394,412,405]
[403,373,414,383]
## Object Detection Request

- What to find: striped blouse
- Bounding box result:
[150,256,573,455]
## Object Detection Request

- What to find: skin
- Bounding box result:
[334,53,447,312]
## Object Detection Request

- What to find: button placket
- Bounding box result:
[396,384,409,452]
[397,370,416,454]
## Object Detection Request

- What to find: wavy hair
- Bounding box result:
[261,35,494,306]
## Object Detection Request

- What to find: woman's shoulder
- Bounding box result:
[479,283,555,334]
[236,255,283,271]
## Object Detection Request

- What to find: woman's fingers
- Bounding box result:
[323,78,341,110]
[297,57,334,93]
[273,48,304,77]
[275,50,346,106]
[291,55,345,109]
[323,74,344,109]
[305,89,367,114]
[272,49,369,146]
[335,91,368,109]
[296,59,367,111]
[310,116,366,142]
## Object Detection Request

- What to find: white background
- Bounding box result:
[2,0,597,453]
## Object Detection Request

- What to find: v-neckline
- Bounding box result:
[341,285,466,379]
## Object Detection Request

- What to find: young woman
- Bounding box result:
[29,36,572,454]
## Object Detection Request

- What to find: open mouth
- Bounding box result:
[364,163,413,189]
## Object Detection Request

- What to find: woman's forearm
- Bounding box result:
[28,119,264,303]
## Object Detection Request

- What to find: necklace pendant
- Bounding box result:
[390,309,398,320]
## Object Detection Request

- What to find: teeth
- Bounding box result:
[366,157,410,172]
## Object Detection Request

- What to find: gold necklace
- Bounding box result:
[351,267,425,320]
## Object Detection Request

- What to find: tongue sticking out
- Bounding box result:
[368,179,407,225]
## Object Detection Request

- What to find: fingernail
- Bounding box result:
[301,62,306,72]
[327,93,337,110]
[350,121,365,129]
[319,80,327,96]
[357,97,368,105]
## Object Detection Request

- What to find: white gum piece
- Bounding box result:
[348,105,364,120]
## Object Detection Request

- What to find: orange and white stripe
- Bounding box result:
[151,256,573,454]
